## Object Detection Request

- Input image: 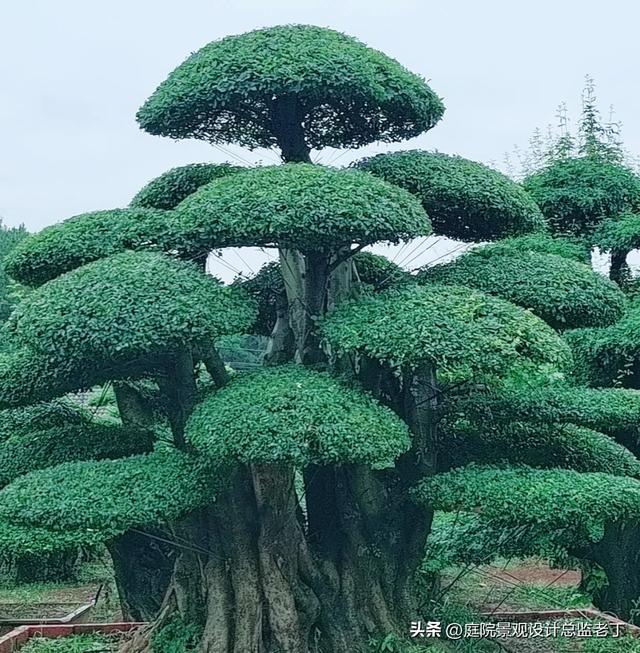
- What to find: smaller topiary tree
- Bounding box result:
[355,150,544,241]
[523,157,640,282]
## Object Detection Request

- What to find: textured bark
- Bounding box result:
[107,530,174,622]
[158,350,198,449]
[589,521,640,622]
[610,249,631,285]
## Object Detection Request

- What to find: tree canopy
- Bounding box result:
[321,284,571,378]
[420,247,625,330]
[416,465,640,549]
[593,212,640,254]
[4,208,169,287]
[187,365,410,468]
[7,251,256,375]
[522,157,640,237]
[172,163,430,252]
[130,163,242,210]
[355,150,544,241]
[0,450,218,544]
[137,25,444,156]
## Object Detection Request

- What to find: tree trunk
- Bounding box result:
[107,529,174,622]
[588,520,640,623]
[610,249,630,286]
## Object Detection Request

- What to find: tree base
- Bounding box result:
[119,465,427,653]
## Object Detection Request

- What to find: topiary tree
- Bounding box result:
[6,22,640,652]
[523,157,640,282]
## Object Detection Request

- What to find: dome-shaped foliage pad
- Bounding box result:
[466,384,640,435]
[187,365,410,467]
[523,158,640,237]
[4,208,169,286]
[0,423,154,487]
[485,232,591,263]
[0,522,106,558]
[8,252,256,373]
[0,348,92,408]
[137,25,444,150]
[440,420,640,477]
[417,465,640,550]
[0,401,89,441]
[130,163,242,210]
[353,252,410,290]
[321,284,571,378]
[355,151,544,241]
[173,164,430,252]
[593,212,640,253]
[0,450,219,540]
[419,248,625,330]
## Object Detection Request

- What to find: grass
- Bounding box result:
[20,634,118,652]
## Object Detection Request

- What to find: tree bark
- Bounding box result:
[610,249,630,286]
[107,529,174,622]
[588,520,640,623]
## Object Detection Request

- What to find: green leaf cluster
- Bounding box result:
[593,212,640,253]
[355,150,544,241]
[137,25,444,150]
[565,301,640,387]
[7,252,256,377]
[130,163,241,210]
[187,365,410,467]
[523,157,640,237]
[440,420,640,477]
[4,208,170,286]
[416,465,640,548]
[484,232,591,263]
[172,163,431,252]
[0,450,218,542]
[420,247,625,330]
[0,422,154,487]
[353,251,410,290]
[321,284,571,378]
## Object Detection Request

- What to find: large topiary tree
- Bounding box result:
[5,23,640,652]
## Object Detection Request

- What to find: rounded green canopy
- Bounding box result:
[7,251,256,374]
[187,365,410,468]
[523,157,640,237]
[130,163,242,210]
[137,25,444,151]
[441,420,640,478]
[173,163,431,253]
[593,212,640,253]
[4,208,169,287]
[355,150,544,241]
[484,232,591,263]
[321,284,572,378]
[0,422,154,487]
[0,450,219,541]
[419,247,625,330]
[416,464,640,548]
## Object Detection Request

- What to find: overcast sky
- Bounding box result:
[1,0,638,279]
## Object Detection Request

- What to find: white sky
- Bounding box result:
[1,0,638,280]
